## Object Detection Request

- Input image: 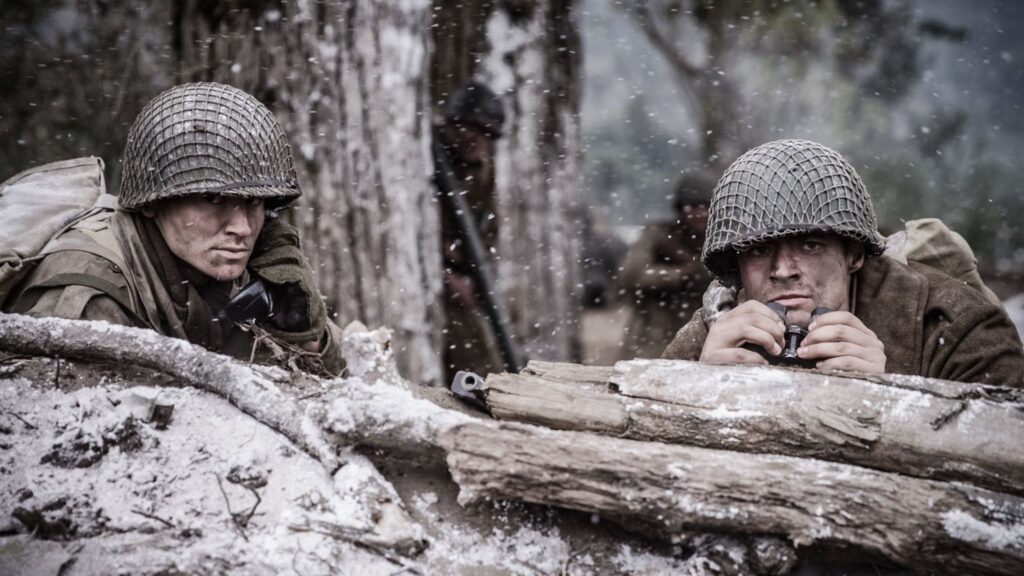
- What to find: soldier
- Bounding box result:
[662,139,1024,386]
[434,82,506,381]
[619,172,714,359]
[5,83,344,374]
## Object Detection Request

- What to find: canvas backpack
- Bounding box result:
[0,157,126,310]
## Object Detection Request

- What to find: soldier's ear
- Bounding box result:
[846,242,865,273]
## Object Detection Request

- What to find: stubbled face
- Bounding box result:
[737,234,864,327]
[143,195,265,281]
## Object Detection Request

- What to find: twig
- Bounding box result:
[215,474,249,542]
[54,358,61,388]
[131,508,175,529]
[241,486,262,528]
[4,411,36,430]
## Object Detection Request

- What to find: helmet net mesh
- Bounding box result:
[119,82,300,209]
[702,139,885,282]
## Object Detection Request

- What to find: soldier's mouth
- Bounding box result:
[771,294,811,307]
[213,247,250,256]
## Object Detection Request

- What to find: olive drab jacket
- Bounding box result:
[619,221,710,359]
[662,255,1024,387]
[6,209,345,375]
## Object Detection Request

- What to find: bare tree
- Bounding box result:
[625,0,967,170]
[481,0,584,363]
[173,0,444,384]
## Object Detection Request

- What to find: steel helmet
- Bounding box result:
[444,82,506,139]
[119,82,301,210]
[702,139,885,283]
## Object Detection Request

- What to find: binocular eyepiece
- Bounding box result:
[760,302,832,367]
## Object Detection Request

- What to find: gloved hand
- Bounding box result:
[247,218,327,345]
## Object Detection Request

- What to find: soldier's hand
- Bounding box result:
[798,311,886,373]
[700,300,785,365]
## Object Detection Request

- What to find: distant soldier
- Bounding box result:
[5,83,344,374]
[433,82,507,381]
[619,172,715,359]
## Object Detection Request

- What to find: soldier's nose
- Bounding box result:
[224,206,254,236]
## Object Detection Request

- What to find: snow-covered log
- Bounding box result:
[7,313,1024,573]
[482,360,1024,497]
[440,419,1024,575]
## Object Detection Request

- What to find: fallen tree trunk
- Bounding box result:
[482,360,1024,496]
[440,420,1024,575]
[6,313,1024,573]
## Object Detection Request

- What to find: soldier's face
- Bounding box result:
[680,203,709,235]
[144,196,265,281]
[737,234,864,327]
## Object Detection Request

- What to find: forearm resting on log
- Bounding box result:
[483,360,1024,496]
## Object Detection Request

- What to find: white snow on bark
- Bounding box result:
[941,509,1024,551]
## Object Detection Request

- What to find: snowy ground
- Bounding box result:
[0,357,692,575]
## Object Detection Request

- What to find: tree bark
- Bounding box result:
[173,0,444,385]
[440,420,1024,575]
[480,0,584,363]
[482,360,1024,497]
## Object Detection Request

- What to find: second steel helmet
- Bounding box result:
[702,139,885,283]
[444,82,506,139]
[119,82,301,210]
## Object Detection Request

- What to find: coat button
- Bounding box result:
[110,263,121,274]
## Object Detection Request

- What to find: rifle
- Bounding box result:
[432,132,525,373]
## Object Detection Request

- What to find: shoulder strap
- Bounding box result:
[8,271,148,326]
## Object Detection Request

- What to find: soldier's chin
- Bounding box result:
[200,260,247,282]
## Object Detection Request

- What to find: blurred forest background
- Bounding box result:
[2,0,1022,373]
[582,0,1024,280]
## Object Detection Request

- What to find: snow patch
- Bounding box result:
[941,509,1024,550]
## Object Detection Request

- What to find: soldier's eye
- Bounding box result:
[749,245,771,257]
[204,194,224,205]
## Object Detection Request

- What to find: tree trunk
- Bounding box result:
[480,0,584,363]
[173,0,444,385]
[441,420,1024,576]
[482,360,1024,497]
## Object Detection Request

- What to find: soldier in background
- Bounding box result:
[434,82,506,381]
[619,171,715,359]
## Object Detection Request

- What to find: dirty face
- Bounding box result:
[737,234,864,327]
[143,195,265,281]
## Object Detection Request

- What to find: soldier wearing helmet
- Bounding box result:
[619,170,715,359]
[7,83,344,374]
[434,82,507,381]
[662,139,1024,386]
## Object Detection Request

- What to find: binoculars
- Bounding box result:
[743,302,832,368]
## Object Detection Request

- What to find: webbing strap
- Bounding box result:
[10,272,147,326]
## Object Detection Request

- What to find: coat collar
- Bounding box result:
[853,256,929,375]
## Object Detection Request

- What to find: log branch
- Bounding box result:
[483,360,1024,496]
[440,420,1024,575]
